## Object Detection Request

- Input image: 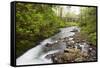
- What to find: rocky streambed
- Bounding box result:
[17,26,97,65]
[45,32,97,63]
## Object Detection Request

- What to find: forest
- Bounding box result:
[16,2,97,61]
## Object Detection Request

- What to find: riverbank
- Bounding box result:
[49,32,97,63]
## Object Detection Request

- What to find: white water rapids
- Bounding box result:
[17,26,80,65]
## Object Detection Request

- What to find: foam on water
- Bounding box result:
[17,26,80,65]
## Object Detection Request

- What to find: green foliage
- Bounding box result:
[16,3,67,57]
[65,22,79,27]
[88,32,96,45]
[79,7,97,45]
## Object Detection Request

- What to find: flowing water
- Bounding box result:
[17,26,81,65]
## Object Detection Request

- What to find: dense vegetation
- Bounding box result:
[16,3,97,58]
[79,7,97,46]
[16,3,67,57]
